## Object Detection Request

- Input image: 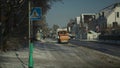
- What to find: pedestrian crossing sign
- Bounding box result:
[30,7,42,21]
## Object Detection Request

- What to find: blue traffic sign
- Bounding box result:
[30,7,42,21]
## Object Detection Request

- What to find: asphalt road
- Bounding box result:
[33,39,120,68]
[0,39,120,68]
[69,40,120,57]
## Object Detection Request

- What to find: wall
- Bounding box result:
[107,7,120,27]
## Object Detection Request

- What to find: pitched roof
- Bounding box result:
[101,2,120,12]
[99,2,120,18]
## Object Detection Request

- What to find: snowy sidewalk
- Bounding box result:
[0,49,29,68]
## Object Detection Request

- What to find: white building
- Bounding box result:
[97,3,120,29]
[75,16,81,24]
[68,13,97,40]
[79,13,96,39]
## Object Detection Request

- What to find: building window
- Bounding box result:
[113,22,118,28]
[99,13,101,17]
[102,12,104,17]
[117,12,119,18]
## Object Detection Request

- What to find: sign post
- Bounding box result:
[28,1,42,68]
[28,1,33,68]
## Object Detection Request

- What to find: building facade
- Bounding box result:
[67,2,120,40]
[96,3,120,30]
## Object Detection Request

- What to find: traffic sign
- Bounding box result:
[30,7,42,21]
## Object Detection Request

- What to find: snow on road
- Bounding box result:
[0,39,120,68]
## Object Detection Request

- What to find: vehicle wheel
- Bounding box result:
[58,39,61,43]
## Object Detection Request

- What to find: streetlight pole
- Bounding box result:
[28,0,34,68]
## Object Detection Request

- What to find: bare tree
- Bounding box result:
[0,0,62,51]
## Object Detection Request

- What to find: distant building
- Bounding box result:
[67,19,76,37]
[74,16,81,39]
[75,16,81,24]
[80,13,96,29]
[67,14,96,40]
[67,2,120,40]
[96,3,120,31]
[79,13,96,39]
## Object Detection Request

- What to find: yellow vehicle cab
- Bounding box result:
[57,30,70,43]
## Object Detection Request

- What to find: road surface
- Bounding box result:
[70,40,120,57]
[0,39,120,68]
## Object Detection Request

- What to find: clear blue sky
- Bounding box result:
[46,0,120,28]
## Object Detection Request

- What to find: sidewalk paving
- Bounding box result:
[0,49,29,68]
